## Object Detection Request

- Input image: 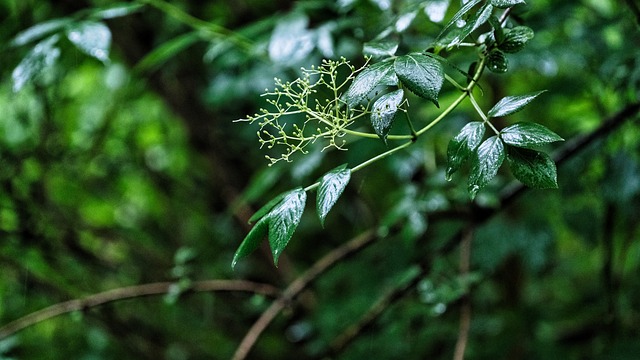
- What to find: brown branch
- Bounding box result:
[318,102,640,358]
[453,227,474,360]
[0,280,279,340]
[231,229,378,360]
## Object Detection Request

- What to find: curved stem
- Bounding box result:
[0,280,279,340]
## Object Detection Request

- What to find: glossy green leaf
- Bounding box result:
[446,122,486,180]
[394,54,444,107]
[248,191,288,224]
[487,49,508,73]
[267,188,307,265]
[268,12,314,66]
[317,164,351,226]
[490,0,526,8]
[500,26,534,53]
[363,40,399,59]
[500,122,564,149]
[12,35,61,92]
[450,3,494,47]
[232,217,268,269]
[469,136,505,199]
[343,60,397,108]
[11,18,71,47]
[488,91,545,117]
[437,0,481,39]
[234,188,307,267]
[65,21,111,63]
[371,89,404,142]
[506,147,558,189]
[90,3,144,19]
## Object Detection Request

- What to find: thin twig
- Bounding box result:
[453,227,474,360]
[231,229,377,360]
[0,280,279,339]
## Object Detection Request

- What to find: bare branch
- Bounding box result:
[0,280,279,339]
[231,229,377,360]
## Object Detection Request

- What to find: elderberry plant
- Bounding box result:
[233,0,563,268]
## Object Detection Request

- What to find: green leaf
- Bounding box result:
[370,89,404,142]
[499,26,534,53]
[488,91,545,117]
[12,35,61,92]
[65,21,111,63]
[248,191,289,224]
[268,12,314,66]
[317,164,351,226]
[487,49,508,73]
[469,136,505,199]
[490,0,526,9]
[135,32,201,72]
[11,18,71,47]
[437,0,482,40]
[232,217,268,269]
[446,122,486,180]
[506,147,558,189]
[450,3,494,47]
[363,40,399,59]
[500,122,564,149]
[394,54,444,107]
[267,188,307,265]
[90,3,144,19]
[343,60,397,108]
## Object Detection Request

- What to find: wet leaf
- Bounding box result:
[446,122,486,180]
[268,13,314,66]
[506,147,558,189]
[343,60,397,108]
[500,122,564,149]
[394,53,444,107]
[490,0,526,9]
[469,136,505,199]
[248,191,288,223]
[317,164,351,226]
[371,89,404,142]
[437,0,481,40]
[488,91,545,117]
[487,49,508,73]
[500,26,534,53]
[267,188,307,265]
[450,3,494,47]
[12,35,61,92]
[65,21,111,63]
[363,40,399,59]
[11,18,71,47]
[232,217,268,269]
[90,3,144,19]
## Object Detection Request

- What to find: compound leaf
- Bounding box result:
[394,53,444,106]
[446,121,486,180]
[371,89,404,142]
[469,136,505,199]
[500,122,564,149]
[506,146,558,189]
[317,164,351,226]
[488,91,545,117]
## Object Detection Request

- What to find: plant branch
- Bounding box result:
[0,280,280,340]
[231,229,378,360]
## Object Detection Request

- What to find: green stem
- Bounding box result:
[469,93,499,134]
[141,0,253,50]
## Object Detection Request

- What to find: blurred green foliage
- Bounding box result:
[0,0,639,359]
